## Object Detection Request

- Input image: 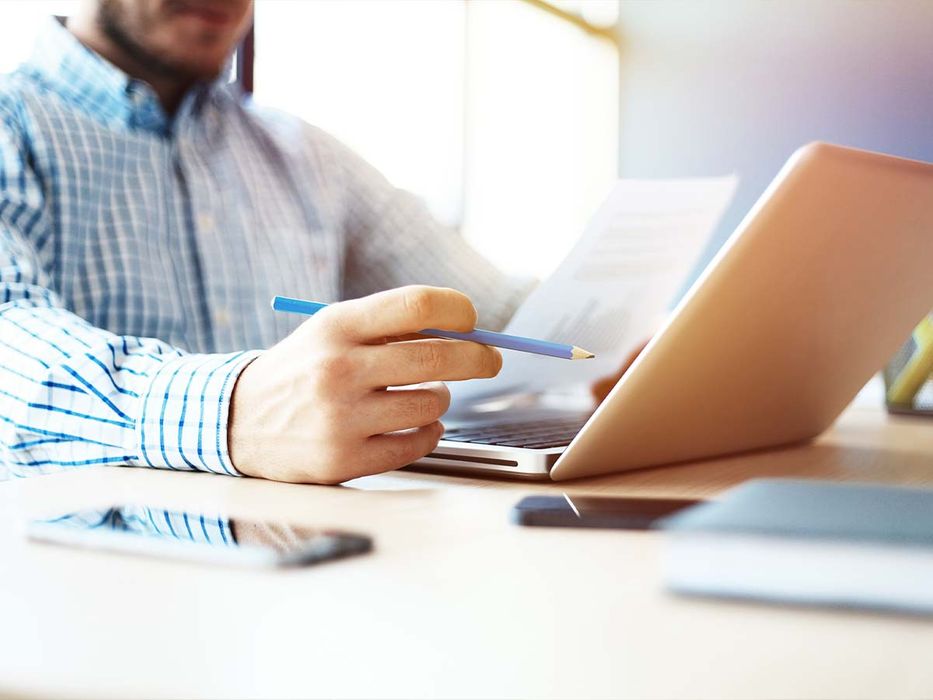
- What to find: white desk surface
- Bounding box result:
[2,402,933,699]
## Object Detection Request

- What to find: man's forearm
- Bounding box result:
[0,299,257,478]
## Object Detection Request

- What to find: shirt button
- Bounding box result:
[216,309,231,326]
[197,213,215,230]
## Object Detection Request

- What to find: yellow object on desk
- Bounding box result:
[886,315,933,406]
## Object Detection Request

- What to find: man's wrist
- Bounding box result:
[227,353,263,477]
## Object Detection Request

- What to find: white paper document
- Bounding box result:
[453,176,738,403]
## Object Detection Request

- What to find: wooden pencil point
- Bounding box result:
[571,346,596,360]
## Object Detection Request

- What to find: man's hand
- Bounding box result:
[228,286,502,484]
[589,340,650,405]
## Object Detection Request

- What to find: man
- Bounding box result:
[0,0,621,484]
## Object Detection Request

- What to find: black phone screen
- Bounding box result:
[512,494,702,530]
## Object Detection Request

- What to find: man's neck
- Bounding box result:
[66,15,192,115]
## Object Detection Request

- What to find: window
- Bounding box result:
[254,1,467,227]
[253,0,620,278]
[0,1,79,74]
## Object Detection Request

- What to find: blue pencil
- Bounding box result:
[271,296,595,360]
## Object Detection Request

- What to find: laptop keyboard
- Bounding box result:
[442,416,588,449]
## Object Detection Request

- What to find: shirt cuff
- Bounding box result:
[133,350,260,475]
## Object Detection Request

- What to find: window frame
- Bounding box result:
[236,0,619,94]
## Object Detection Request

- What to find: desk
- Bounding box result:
[2,402,932,699]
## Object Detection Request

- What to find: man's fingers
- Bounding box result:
[589,340,650,404]
[336,422,444,480]
[314,286,478,342]
[357,383,451,436]
[385,333,424,343]
[590,376,619,404]
[368,422,445,470]
[358,338,502,386]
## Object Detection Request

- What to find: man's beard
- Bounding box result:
[97,0,218,83]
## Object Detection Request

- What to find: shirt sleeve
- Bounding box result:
[0,110,257,480]
[307,126,534,331]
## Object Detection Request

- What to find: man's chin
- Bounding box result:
[158,53,228,84]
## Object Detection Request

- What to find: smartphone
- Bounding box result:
[27,505,372,569]
[511,494,702,530]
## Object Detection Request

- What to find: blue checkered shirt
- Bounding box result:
[0,20,525,480]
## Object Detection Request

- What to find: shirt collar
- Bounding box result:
[24,17,234,136]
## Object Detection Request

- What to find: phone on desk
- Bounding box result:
[512,494,702,530]
[27,505,372,569]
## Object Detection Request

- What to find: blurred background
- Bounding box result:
[1,0,931,285]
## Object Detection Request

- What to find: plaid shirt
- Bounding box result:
[0,20,525,480]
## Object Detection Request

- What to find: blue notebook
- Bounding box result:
[659,479,933,614]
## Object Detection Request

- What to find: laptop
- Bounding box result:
[412,142,933,481]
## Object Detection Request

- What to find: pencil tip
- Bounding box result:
[571,346,596,360]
